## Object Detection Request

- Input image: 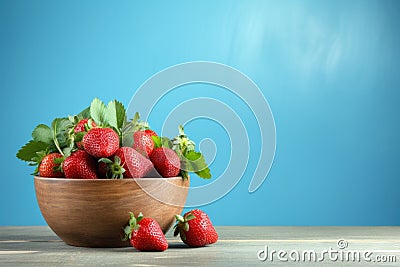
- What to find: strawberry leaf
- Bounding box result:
[151,136,172,149]
[51,118,73,156]
[106,100,126,132]
[53,157,64,165]
[184,213,196,221]
[16,140,49,162]
[74,132,85,143]
[90,98,108,126]
[161,137,173,149]
[195,167,211,179]
[180,170,189,180]
[32,124,53,145]
[77,106,91,120]
[181,151,211,179]
[152,136,162,148]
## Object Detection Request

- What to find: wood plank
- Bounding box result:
[0,226,399,266]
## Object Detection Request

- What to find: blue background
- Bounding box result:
[1,0,399,226]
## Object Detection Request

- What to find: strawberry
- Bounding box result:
[63,150,98,179]
[174,209,218,247]
[124,212,168,252]
[97,156,125,179]
[97,160,109,178]
[74,119,97,149]
[113,147,153,178]
[150,147,180,177]
[38,153,64,177]
[74,118,97,133]
[82,128,119,158]
[133,129,157,157]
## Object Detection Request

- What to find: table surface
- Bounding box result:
[0,226,399,266]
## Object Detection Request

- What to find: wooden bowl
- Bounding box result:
[34,176,189,247]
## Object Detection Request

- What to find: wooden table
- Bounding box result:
[0,226,399,266]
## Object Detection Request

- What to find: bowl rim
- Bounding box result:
[34,176,184,182]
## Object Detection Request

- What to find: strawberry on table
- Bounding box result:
[150,147,180,178]
[38,153,64,178]
[63,150,98,179]
[124,212,168,252]
[174,209,218,247]
[82,127,119,158]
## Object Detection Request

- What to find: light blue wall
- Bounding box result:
[1,0,399,225]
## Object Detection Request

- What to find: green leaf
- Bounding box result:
[195,167,211,179]
[90,98,107,126]
[74,132,85,143]
[98,158,113,164]
[121,126,134,147]
[51,118,73,156]
[184,213,196,221]
[152,136,162,148]
[62,146,73,157]
[106,100,126,131]
[175,214,184,222]
[152,136,173,149]
[181,151,212,179]
[137,212,143,222]
[180,170,189,180]
[53,157,64,165]
[77,106,91,120]
[183,222,189,231]
[184,150,202,161]
[32,124,53,145]
[131,112,140,125]
[161,137,172,149]
[16,140,49,162]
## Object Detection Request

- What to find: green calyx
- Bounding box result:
[98,156,125,179]
[171,126,212,180]
[123,212,143,241]
[173,212,196,241]
[172,125,195,155]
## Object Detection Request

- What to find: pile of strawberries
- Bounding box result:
[43,123,180,179]
[17,98,211,180]
[17,98,217,251]
[124,209,218,251]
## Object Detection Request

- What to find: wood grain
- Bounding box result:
[1,226,399,266]
[34,176,189,248]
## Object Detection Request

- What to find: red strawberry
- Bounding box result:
[74,118,97,133]
[113,147,153,178]
[74,119,97,149]
[97,160,109,178]
[150,147,180,177]
[38,153,64,178]
[124,212,168,252]
[82,128,119,158]
[133,129,157,157]
[63,150,98,179]
[174,209,218,247]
